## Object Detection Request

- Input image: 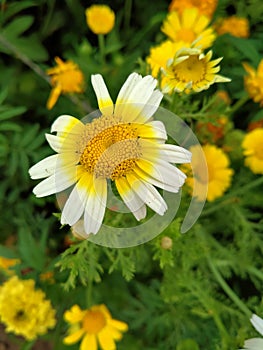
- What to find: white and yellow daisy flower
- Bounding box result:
[240,314,263,350]
[29,73,191,236]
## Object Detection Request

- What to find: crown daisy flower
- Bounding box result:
[162,48,231,94]
[63,304,128,350]
[243,60,263,107]
[240,314,263,350]
[162,7,216,50]
[0,276,56,340]
[29,73,191,236]
[183,144,233,202]
[168,0,218,19]
[85,5,115,35]
[46,57,85,110]
[215,16,250,38]
[242,128,263,174]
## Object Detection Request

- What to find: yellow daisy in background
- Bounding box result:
[242,128,263,174]
[0,276,56,340]
[184,144,233,202]
[46,56,85,110]
[63,304,128,350]
[162,48,231,94]
[162,8,216,50]
[85,5,115,35]
[29,73,191,236]
[214,16,250,38]
[168,0,218,19]
[146,40,182,78]
[243,60,263,107]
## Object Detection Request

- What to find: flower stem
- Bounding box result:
[227,94,250,118]
[202,176,263,216]
[207,257,251,318]
[98,34,106,65]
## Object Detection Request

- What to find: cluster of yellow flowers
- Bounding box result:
[147,1,230,94]
[0,276,56,340]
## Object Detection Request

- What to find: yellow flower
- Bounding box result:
[162,8,216,50]
[162,48,231,94]
[169,0,218,19]
[0,276,56,340]
[85,5,115,35]
[46,57,85,110]
[29,73,191,237]
[242,128,263,174]
[0,257,20,275]
[243,60,263,107]
[146,40,182,78]
[63,304,128,350]
[214,16,250,38]
[184,144,233,202]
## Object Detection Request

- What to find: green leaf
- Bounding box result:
[2,16,35,38]
[0,245,18,259]
[0,122,22,131]
[2,2,37,23]
[0,106,26,120]
[227,36,260,64]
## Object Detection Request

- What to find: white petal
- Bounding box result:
[135,158,186,192]
[244,338,263,349]
[32,165,81,198]
[118,75,158,122]
[91,74,114,116]
[45,134,79,155]
[29,154,59,179]
[137,90,163,122]
[137,121,168,141]
[114,73,142,119]
[141,140,191,163]
[51,114,84,134]
[61,172,92,226]
[251,314,263,336]
[115,177,147,221]
[84,177,107,234]
[126,173,167,215]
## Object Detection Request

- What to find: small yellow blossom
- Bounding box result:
[162,8,216,50]
[147,40,182,78]
[0,276,56,340]
[162,48,231,94]
[85,5,115,35]
[243,60,263,107]
[242,128,263,174]
[169,0,218,19]
[215,16,250,38]
[183,144,234,202]
[63,304,128,350]
[46,56,85,110]
[0,257,20,275]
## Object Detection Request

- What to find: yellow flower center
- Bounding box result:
[79,116,141,180]
[177,29,196,43]
[173,55,206,83]
[82,310,106,334]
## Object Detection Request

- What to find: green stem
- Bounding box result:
[124,0,132,32]
[20,341,35,350]
[227,94,250,118]
[0,34,49,82]
[207,257,251,318]
[202,176,263,216]
[98,34,106,65]
[247,265,263,282]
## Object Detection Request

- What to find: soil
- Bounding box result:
[0,325,52,350]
